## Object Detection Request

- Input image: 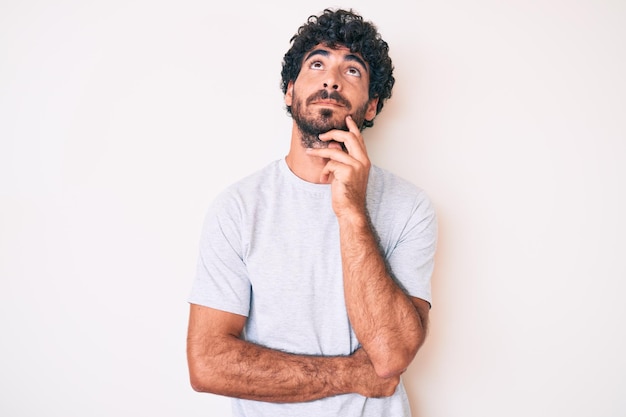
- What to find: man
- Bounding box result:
[186,8,437,417]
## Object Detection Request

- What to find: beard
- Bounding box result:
[291,89,370,150]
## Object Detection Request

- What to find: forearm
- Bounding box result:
[188,333,400,403]
[188,335,347,402]
[338,213,425,378]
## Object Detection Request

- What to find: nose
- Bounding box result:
[322,67,341,90]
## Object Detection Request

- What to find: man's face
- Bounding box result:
[285,44,378,149]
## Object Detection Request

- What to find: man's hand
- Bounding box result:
[349,348,401,398]
[306,116,371,219]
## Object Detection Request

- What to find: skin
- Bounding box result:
[187,44,430,402]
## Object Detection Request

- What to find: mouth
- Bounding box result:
[306,90,352,110]
[312,100,344,107]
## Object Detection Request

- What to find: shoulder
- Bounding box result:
[228,159,282,192]
[213,160,281,203]
[367,165,437,236]
[368,165,432,207]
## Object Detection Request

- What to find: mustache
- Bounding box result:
[305,90,352,110]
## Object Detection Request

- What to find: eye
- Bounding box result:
[310,60,324,70]
[346,66,362,77]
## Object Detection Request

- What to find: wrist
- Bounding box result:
[335,208,369,228]
[331,354,358,395]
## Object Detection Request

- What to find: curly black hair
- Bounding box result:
[280,8,395,129]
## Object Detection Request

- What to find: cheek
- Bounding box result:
[285,83,296,106]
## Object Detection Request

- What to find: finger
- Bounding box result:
[306,147,356,166]
[320,156,364,184]
[317,129,351,145]
[306,148,360,175]
[345,115,360,136]
[339,116,365,157]
[320,159,335,183]
[331,116,367,158]
[318,131,365,161]
[346,115,370,154]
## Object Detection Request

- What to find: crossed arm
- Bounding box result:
[186,295,427,402]
[186,215,430,401]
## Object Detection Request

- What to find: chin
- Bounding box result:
[319,110,348,131]
[301,136,327,149]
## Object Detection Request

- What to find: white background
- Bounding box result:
[1,0,625,416]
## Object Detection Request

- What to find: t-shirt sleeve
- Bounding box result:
[387,190,438,306]
[188,191,251,316]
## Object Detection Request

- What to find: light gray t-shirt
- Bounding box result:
[189,158,437,417]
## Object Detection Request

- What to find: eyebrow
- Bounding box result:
[304,49,369,73]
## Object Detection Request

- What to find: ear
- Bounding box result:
[285,81,294,106]
[365,97,379,121]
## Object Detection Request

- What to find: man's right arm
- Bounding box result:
[186,303,399,402]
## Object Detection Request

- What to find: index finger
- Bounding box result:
[342,115,367,159]
[318,116,367,158]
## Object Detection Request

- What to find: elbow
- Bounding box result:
[188,366,224,394]
[374,365,404,380]
[188,366,210,393]
[372,353,414,379]
[189,370,208,393]
[370,340,421,379]
[187,355,222,394]
[187,334,240,395]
